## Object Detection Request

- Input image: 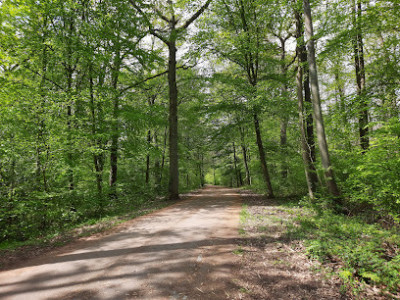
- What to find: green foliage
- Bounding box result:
[288,211,400,293]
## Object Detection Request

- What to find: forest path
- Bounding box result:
[0,186,242,300]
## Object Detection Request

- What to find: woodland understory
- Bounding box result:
[0,0,399,296]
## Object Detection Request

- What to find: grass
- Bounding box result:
[240,188,400,297]
[287,210,400,295]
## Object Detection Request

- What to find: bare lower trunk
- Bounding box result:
[242,145,251,185]
[154,132,161,187]
[89,65,104,196]
[232,142,243,187]
[145,130,151,184]
[280,119,288,179]
[253,113,274,198]
[303,0,341,200]
[168,39,179,200]
[109,47,121,198]
[279,38,289,180]
[294,4,318,198]
[160,127,168,183]
[353,0,369,151]
[239,126,251,185]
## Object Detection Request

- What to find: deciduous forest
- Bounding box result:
[0,0,399,297]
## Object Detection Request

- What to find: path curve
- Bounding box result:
[0,186,242,300]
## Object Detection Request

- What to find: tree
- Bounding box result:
[130,0,212,200]
[303,0,341,200]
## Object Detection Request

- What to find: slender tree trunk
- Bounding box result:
[35,24,47,191]
[168,36,179,200]
[239,126,251,185]
[296,44,317,199]
[303,0,341,200]
[253,113,274,198]
[353,0,369,151]
[154,131,161,187]
[334,68,348,124]
[294,4,318,198]
[89,65,104,196]
[232,142,243,187]
[232,142,239,187]
[65,17,75,191]
[202,154,205,186]
[145,130,151,184]
[160,127,168,183]
[109,47,121,197]
[280,120,288,179]
[279,38,289,179]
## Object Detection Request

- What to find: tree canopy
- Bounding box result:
[1,0,399,249]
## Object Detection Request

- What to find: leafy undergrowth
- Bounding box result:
[287,209,400,298]
[237,191,343,299]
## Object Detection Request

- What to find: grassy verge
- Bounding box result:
[240,188,400,298]
[287,209,400,297]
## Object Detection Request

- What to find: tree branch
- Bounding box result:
[179,0,213,30]
[23,65,65,91]
[129,0,170,45]
[120,64,196,93]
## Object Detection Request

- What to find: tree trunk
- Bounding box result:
[232,142,243,187]
[154,131,162,187]
[65,17,75,191]
[280,120,288,179]
[145,130,151,184]
[279,38,289,180]
[294,4,318,198]
[303,0,341,200]
[239,126,251,185]
[353,0,369,151]
[168,38,179,200]
[160,126,168,183]
[109,47,121,197]
[253,113,274,198]
[89,65,104,196]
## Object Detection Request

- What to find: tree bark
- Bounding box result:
[232,142,243,187]
[254,113,274,198]
[280,120,288,179]
[279,37,289,179]
[294,3,318,198]
[168,38,180,200]
[353,0,369,151]
[303,0,341,200]
[89,64,104,196]
[145,130,151,184]
[109,47,121,197]
[238,126,251,185]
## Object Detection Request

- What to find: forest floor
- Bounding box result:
[0,186,345,299]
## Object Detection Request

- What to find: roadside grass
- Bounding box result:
[287,210,400,296]
[239,190,400,298]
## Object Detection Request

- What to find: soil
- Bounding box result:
[0,186,344,299]
[235,191,345,300]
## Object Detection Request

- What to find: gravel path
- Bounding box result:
[0,186,242,300]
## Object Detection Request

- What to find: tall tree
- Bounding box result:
[130,0,212,200]
[294,1,318,199]
[303,0,341,200]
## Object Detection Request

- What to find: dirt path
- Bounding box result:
[0,186,242,300]
[236,191,344,300]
